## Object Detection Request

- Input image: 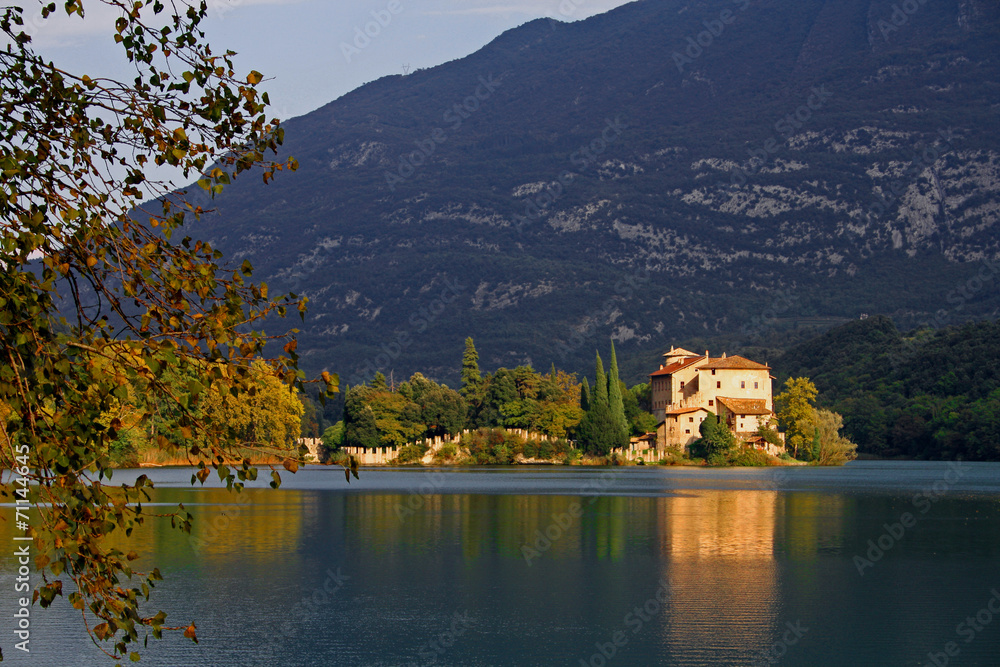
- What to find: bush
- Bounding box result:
[706,452,729,467]
[434,443,458,463]
[396,442,430,464]
[522,441,538,459]
[538,440,554,460]
[730,447,774,467]
[658,450,687,465]
[462,428,524,465]
[109,430,142,468]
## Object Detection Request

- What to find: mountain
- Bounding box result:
[183,0,1000,386]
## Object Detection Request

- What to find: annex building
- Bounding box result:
[649,347,777,451]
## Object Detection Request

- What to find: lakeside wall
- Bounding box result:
[301,429,658,466]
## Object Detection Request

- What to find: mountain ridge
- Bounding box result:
[183,0,1000,385]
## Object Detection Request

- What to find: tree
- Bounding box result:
[0,1,345,661]
[460,337,483,401]
[623,384,656,435]
[580,377,591,412]
[322,421,345,450]
[695,412,737,464]
[607,342,630,446]
[576,400,618,456]
[776,377,819,458]
[593,352,608,408]
[343,386,381,449]
[200,360,305,451]
[809,409,858,466]
[419,385,467,437]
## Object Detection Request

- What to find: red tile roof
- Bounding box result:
[716,397,772,416]
[664,406,710,416]
[649,356,704,377]
[699,355,770,371]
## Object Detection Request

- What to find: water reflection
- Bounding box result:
[2,466,999,667]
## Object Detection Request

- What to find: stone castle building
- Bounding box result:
[650,347,777,451]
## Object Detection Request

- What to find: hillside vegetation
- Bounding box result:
[774,316,1000,460]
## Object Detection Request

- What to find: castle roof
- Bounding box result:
[650,356,704,377]
[716,397,772,416]
[663,346,699,358]
[699,355,770,371]
[664,406,710,416]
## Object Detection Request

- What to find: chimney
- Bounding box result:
[722,352,727,359]
[705,350,709,359]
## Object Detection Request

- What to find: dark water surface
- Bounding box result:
[2,462,999,666]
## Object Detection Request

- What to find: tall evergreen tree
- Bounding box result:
[580,378,591,412]
[593,352,608,409]
[607,342,630,446]
[372,372,388,390]
[576,400,618,456]
[460,337,483,400]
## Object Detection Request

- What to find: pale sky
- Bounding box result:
[21,0,636,121]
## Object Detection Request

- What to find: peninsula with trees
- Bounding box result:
[322,338,856,467]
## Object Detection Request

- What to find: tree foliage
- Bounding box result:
[775,317,1000,461]
[693,412,737,465]
[0,2,338,661]
[808,409,859,466]
[776,377,819,457]
[460,337,483,402]
[607,342,629,446]
[343,374,466,448]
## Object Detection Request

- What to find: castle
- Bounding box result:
[649,347,778,452]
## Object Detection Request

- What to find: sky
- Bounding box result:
[20,0,637,122]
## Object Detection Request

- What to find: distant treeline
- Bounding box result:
[773,316,1000,461]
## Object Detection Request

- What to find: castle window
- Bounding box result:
[680,381,685,390]
[741,381,745,389]
[685,429,690,434]
[689,417,694,422]
[712,369,716,375]
[709,400,714,407]
[717,382,721,389]
[754,382,759,389]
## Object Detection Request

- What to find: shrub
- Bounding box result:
[461,428,523,465]
[730,447,774,467]
[434,443,458,463]
[522,441,538,459]
[538,440,554,460]
[658,450,687,465]
[396,442,430,464]
[706,452,729,467]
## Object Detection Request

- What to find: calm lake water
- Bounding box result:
[3,461,1000,666]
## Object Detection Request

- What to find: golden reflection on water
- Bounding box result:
[663,491,778,558]
[347,489,844,659]
[0,488,309,572]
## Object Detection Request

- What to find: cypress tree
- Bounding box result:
[576,400,617,456]
[607,341,629,446]
[593,352,608,409]
[460,337,483,400]
[580,377,591,412]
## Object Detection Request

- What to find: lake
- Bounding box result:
[2,461,1000,666]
